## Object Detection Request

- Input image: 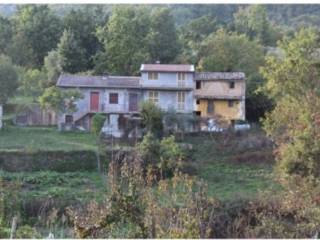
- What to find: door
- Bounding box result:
[90,92,100,112]
[129,93,138,112]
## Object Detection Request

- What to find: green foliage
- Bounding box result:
[140,101,163,137]
[57,29,87,74]
[63,8,104,70]
[15,225,41,239]
[43,50,62,87]
[91,113,106,136]
[233,5,280,46]
[10,5,62,67]
[137,132,184,177]
[199,29,264,77]
[39,86,83,114]
[19,68,46,100]
[97,6,150,75]
[0,55,19,104]
[261,28,320,178]
[0,15,12,55]
[147,8,180,63]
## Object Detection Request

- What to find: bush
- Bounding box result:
[15,225,41,239]
[140,101,163,138]
[91,113,106,136]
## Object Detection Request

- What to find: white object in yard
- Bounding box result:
[207,118,223,132]
[0,105,2,129]
[234,122,251,131]
[102,114,123,138]
[76,126,86,131]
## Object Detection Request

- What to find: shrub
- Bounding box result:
[140,101,163,138]
[91,113,106,136]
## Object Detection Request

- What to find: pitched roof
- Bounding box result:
[195,72,245,81]
[140,64,195,73]
[57,74,140,89]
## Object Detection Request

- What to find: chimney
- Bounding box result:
[102,72,109,80]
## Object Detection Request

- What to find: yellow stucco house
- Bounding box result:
[194,72,245,125]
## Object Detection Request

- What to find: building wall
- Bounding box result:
[196,99,245,121]
[142,90,193,113]
[195,80,245,98]
[140,72,194,88]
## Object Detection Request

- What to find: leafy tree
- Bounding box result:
[140,101,163,138]
[0,15,12,55]
[39,86,83,114]
[0,55,18,104]
[43,50,62,87]
[233,5,280,46]
[10,5,62,67]
[20,68,46,101]
[261,28,320,178]
[198,29,264,76]
[178,15,218,64]
[96,6,150,75]
[57,29,87,74]
[63,8,104,70]
[147,8,180,63]
[91,113,106,136]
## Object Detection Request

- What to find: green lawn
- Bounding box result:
[0,126,97,151]
[185,132,280,201]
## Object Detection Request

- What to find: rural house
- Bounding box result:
[56,63,246,135]
[194,72,246,124]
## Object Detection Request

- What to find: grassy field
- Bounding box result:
[0,126,97,151]
[185,130,280,201]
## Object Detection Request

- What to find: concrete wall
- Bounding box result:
[195,80,245,98]
[142,90,193,113]
[141,72,194,88]
[196,99,245,121]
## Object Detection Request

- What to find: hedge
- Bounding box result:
[0,150,110,172]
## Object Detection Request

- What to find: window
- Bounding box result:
[177,92,185,111]
[177,72,186,87]
[148,72,158,80]
[229,81,235,89]
[196,99,200,105]
[207,100,214,113]
[148,91,159,104]
[196,81,201,89]
[109,93,118,104]
[65,115,73,124]
[228,100,234,107]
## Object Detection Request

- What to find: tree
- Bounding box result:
[10,5,62,67]
[96,6,150,75]
[198,29,264,75]
[147,8,180,63]
[91,113,106,136]
[43,50,62,87]
[178,15,218,64]
[57,29,87,74]
[140,101,163,138]
[20,68,46,101]
[261,28,320,178]
[39,86,83,114]
[0,55,18,129]
[63,8,104,70]
[233,5,280,46]
[0,55,18,104]
[0,15,12,55]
